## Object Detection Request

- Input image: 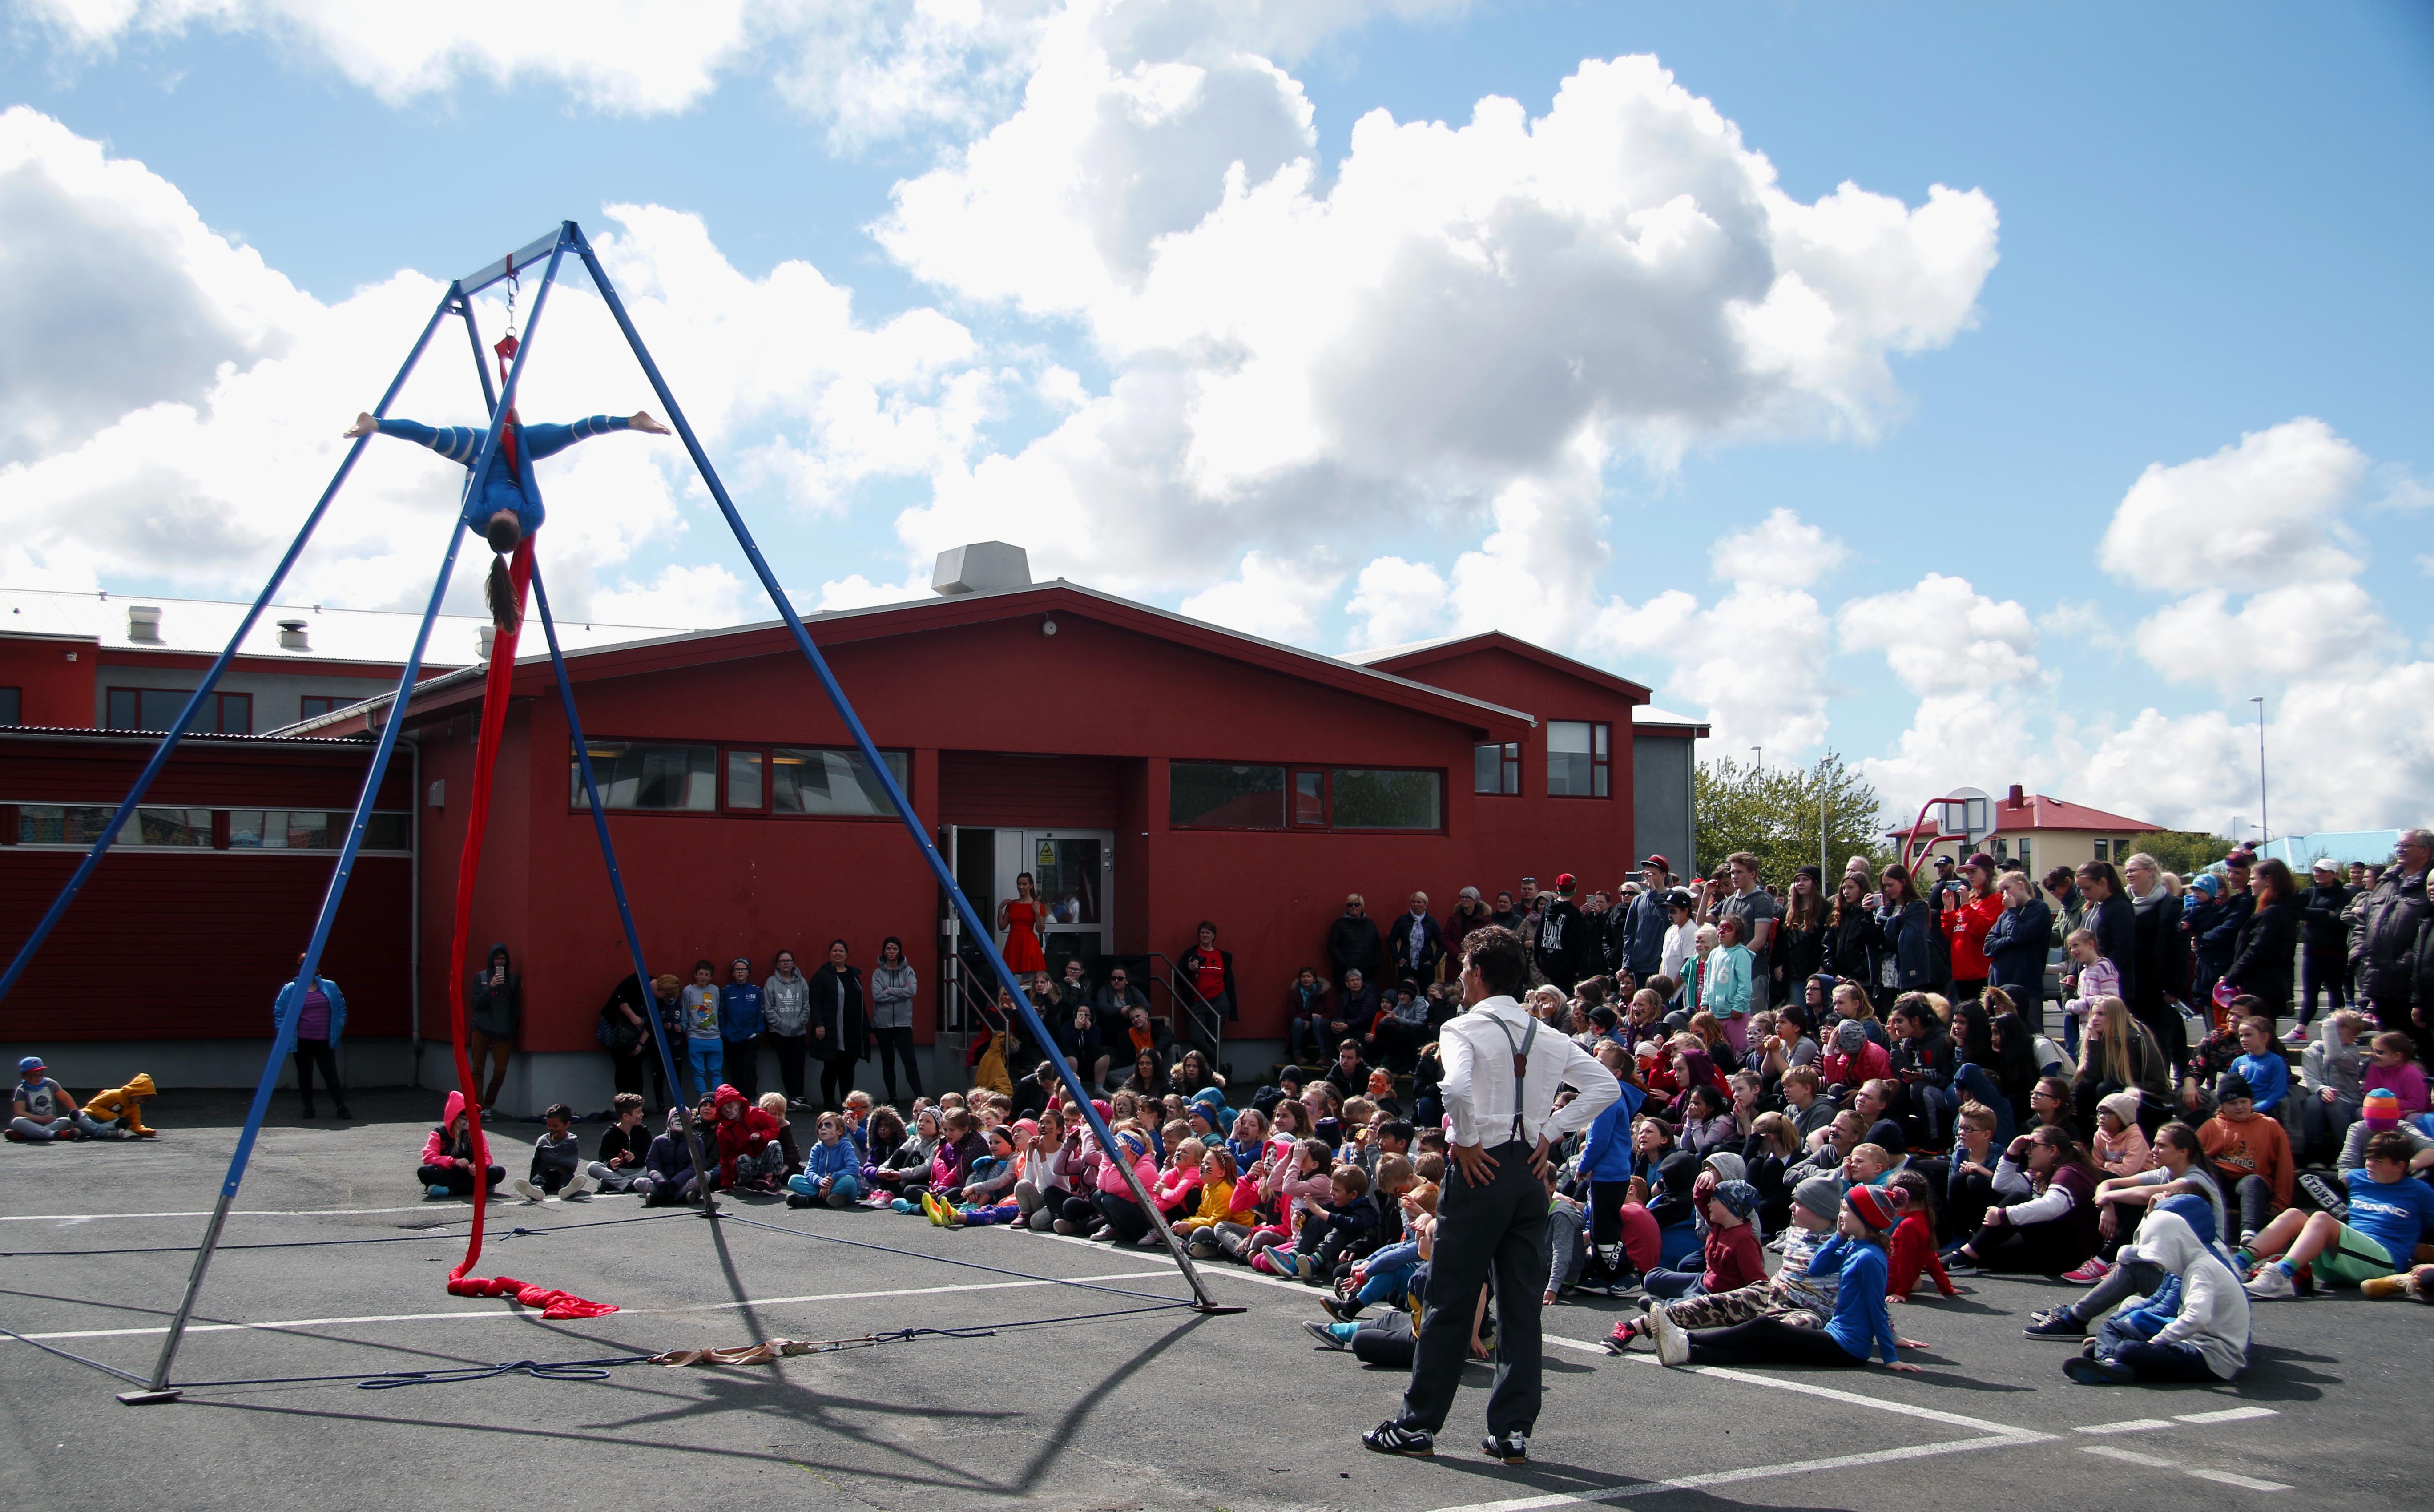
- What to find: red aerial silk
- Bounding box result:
[441,540,617,1322]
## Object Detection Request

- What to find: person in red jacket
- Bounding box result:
[1943,855,2003,1003]
[1822,1019,1893,1094]
[1640,1179,1767,1299]
[1883,1170,1958,1301]
[709,1083,783,1193]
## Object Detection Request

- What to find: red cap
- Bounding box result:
[1555,872,1576,892]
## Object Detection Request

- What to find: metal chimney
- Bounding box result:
[276,618,310,652]
[126,605,163,643]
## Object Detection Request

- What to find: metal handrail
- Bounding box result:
[1140,951,1225,1064]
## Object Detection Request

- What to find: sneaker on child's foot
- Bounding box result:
[2023,1309,2087,1338]
[1302,1319,1349,1351]
[1052,1218,1077,1235]
[2060,1257,2111,1285]
[509,1177,545,1204]
[1942,1258,1984,1278]
[1482,1431,1529,1465]
[2244,1266,2296,1300]
[427,1183,453,1199]
[564,1169,600,1202]
[1646,1303,1690,1367]
[2062,1355,2136,1386]
[1362,1422,1434,1457]
[1319,1295,1366,1322]
[1602,1321,1639,1354]
[1136,1232,1167,1249]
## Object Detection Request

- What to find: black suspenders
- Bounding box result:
[1488,1012,1538,1145]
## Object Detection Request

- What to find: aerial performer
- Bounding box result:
[345,403,670,629]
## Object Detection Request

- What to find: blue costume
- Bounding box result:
[374,415,634,543]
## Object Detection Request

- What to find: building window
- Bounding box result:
[2092,837,2111,863]
[1547,720,1610,798]
[107,687,250,734]
[725,749,765,812]
[1170,762,1286,829]
[0,687,20,726]
[1293,770,1326,826]
[575,742,717,811]
[298,695,349,720]
[1992,839,2009,862]
[1474,742,1519,795]
[2018,837,2032,868]
[229,810,410,851]
[1329,768,1443,831]
[6,805,407,852]
[770,747,907,818]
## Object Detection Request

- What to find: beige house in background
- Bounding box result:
[1896,785,2158,875]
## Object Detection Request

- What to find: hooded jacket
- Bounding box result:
[2224,896,2299,1009]
[763,967,811,1036]
[1943,891,2003,981]
[645,1110,697,1189]
[708,1084,780,1183]
[2349,868,2428,1009]
[420,1090,492,1169]
[469,944,521,1039]
[80,1073,158,1136]
[2127,1208,2249,1380]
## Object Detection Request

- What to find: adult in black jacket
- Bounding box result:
[806,943,867,1113]
[1620,858,1672,979]
[1825,873,1880,987]
[1535,877,1590,990]
[2221,858,2301,1030]
[2349,831,2430,1044]
[1983,872,2052,1017]
[1328,895,1383,989]
[1383,895,1445,985]
[2122,852,2188,1068]
[2075,859,2137,1010]
[1772,866,1827,1002]
[2297,861,2352,1027]
[1874,864,1941,996]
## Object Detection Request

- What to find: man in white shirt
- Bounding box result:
[1364,926,1619,1466]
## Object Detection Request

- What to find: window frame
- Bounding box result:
[1473,741,1521,796]
[1168,758,1447,835]
[0,685,21,727]
[105,686,250,734]
[2,802,410,854]
[298,694,351,721]
[1545,719,1612,799]
[568,738,912,821]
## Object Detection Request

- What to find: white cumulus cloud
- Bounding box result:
[2100,417,2366,593]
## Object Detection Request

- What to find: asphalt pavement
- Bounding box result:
[1,1088,2426,1512]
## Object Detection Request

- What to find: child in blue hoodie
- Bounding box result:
[1645,1183,1923,1371]
[787,1112,862,1209]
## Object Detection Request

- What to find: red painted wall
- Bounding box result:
[0,736,415,1039]
[410,609,1641,1052]
[0,635,99,727]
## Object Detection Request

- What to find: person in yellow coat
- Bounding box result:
[76,1073,159,1138]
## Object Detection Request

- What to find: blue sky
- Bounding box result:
[3,0,2427,835]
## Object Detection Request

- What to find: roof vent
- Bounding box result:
[477,625,497,661]
[931,541,1032,597]
[126,605,163,643]
[277,618,310,652]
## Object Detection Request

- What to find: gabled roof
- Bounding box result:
[277,580,1537,740]
[1344,630,1655,704]
[1633,704,1711,738]
[1990,794,2159,835]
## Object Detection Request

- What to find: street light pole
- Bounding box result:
[2249,695,2268,850]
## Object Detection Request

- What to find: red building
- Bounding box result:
[2,558,1703,1109]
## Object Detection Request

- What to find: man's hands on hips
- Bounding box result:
[1450,1141,1497,1185]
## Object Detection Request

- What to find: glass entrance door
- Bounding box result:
[941,826,1115,1029]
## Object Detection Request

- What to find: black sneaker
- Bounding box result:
[1302,1320,1349,1351]
[1320,1295,1366,1322]
[1942,1258,1984,1278]
[2023,1309,2086,1338]
[1483,1430,1529,1465]
[2063,1355,2134,1386]
[1363,1422,1434,1457]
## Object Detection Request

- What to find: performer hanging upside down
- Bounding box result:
[345,406,670,629]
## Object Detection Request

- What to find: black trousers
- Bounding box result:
[609,1042,649,1098]
[1398,1139,1547,1438]
[1684,1314,1864,1368]
[1964,1217,2091,1275]
[768,1033,809,1102]
[418,1162,503,1194]
[293,1037,343,1108]
[723,1037,761,1102]
[818,1052,855,1113]
[2300,950,2347,1021]
[871,1026,921,1102]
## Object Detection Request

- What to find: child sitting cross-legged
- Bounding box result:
[1329,1176,1438,1322]
[1204,1136,1332,1264]
[928,1123,1030,1227]
[760,1093,804,1176]
[1144,1135,1208,1241]
[1172,1145,1246,1241]
[786,1112,864,1209]
[581,1093,649,1193]
[633,1105,705,1206]
[513,1102,599,1202]
[1264,1161,1377,1282]
[418,1090,504,1197]
[1609,1174,1843,1353]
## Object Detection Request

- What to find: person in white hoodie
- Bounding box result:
[2063,1203,2249,1385]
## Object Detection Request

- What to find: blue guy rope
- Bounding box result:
[0,288,455,1012]
[567,223,1235,1313]
[129,234,581,1403]
[529,560,716,1206]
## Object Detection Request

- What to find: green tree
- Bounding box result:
[1695,752,1889,887]
[2120,830,2232,879]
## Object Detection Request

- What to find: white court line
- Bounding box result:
[1026,1230,1318,1297]
[9,1271,1180,1343]
[2184,1468,2292,1492]
[3,1205,443,1223]
[2077,1418,2176,1435]
[1423,1432,2058,1512]
[2178,1406,2279,1424]
[2083,1445,2177,1468]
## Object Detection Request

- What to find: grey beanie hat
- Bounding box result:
[1834,1019,1869,1053]
[1793,1174,1846,1223]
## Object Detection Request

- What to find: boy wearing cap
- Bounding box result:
[1533,875,1589,992]
[8,1056,79,1141]
[2198,1073,2293,1245]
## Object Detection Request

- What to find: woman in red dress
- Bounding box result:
[998,871,1047,975]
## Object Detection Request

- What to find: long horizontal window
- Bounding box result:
[572,741,908,818]
[4,803,408,853]
[1169,762,1443,833]
[107,687,251,735]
